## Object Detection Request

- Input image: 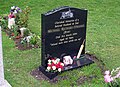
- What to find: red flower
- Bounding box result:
[59,65,63,69]
[56,62,61,68]
[46,58,64,72]
[48,64,51,67]
[11,33,14,36]
[8,13,16,18]
[51,62,55,66]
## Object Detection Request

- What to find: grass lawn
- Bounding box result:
[1,0,120,87]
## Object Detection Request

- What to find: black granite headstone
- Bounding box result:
[39,6,93,79]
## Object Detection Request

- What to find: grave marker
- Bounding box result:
[0,26,12,87]
[39,6,93,79]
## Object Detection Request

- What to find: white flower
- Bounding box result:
[47,66,51,71]
[8,18,15,29]
[60,63,64,66]
[26,36,32,43]
[52,59,55,62]
[48,62,51,65]
[58,68,62,72]
[116,67,120,71]
[48,59,51,63]
[15,6,19,10]
[56,58,60,63]
[11,6,15,10]
[15,7,22,12]
[52,60,57,64]
[14,10,17,14]
[52,66,56,70]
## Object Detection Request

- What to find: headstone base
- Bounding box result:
[39,66,59,79]
[0,80,12,87]
[39,55,94,79]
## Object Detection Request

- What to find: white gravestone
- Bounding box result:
[0,26,12,87]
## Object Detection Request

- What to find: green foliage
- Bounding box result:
[15,14,21,26]
[0,16,8,30]
[23,28,31,36]
[12,25,19,37]
[20,38,27,44]
[30,34,40,45]
[16,6,31,27]
[108,79,120,87]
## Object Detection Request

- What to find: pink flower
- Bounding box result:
[104,75,113,83]
[104,70,110,75]
[116,71,120,78]
[104,70,113,83]
[8,13,15,18]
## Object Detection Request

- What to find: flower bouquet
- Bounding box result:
[10,6,22,14]
[46,58,64,73]
[104,67,120,87]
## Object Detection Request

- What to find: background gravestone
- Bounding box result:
[0,26,11,87]
[39,6,93,79]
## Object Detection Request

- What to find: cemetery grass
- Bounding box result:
[1,0,120,87]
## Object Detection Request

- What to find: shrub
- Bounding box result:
[16,6,31,27]
[30,34,40,46]
[0,16,8,30]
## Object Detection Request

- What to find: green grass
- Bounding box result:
[0,0,120,87]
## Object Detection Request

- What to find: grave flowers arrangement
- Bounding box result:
[8,6,22,29]
[10,6,22,14]
[46,58,64,73]
[104,67,120,87]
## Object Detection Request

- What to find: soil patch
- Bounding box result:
[3,29,40,50]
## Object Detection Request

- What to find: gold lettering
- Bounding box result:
[48,28,60,33]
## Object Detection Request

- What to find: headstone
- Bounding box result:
[39,6,93,79]
[0,26,12,87]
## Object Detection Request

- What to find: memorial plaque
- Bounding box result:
[39,6,93,79]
